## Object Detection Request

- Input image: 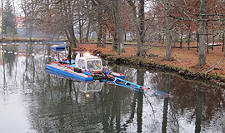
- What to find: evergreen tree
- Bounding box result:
[2,0,17,36]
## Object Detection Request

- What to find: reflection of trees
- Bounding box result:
[12,44,225,132]
[162,74,171,133]
[3,45,17,77]
[1,45,18,92]
[22,43,50,94]
[136,69,144,133]
[29,77,137,132]
[195,84,204,133]
[46,44,51,63]
[113,69,145,132]
[23,44,36,94]
[100,66,137,132]
[28,77,104,132]
[170,80,225,132]
[144,71,225,132]
[24,62,138,132]
[2,48,6,91]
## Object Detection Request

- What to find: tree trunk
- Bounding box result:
[115,0,125,55]
[67,45,72,64]
[198,0,206,66]
[223,33,225,56]
[29,25,33,41]
[196,31,199,52]
[166,1,172,61]
[212,30,214,50]
[126,0,145,57]
[97,9,103,47]
[66,24,77,48]
[223,33,225,52]
[224,45,225,57]
[97,26,102,47]
[79,19,83,43]
[85,20,91,43]
[174,32,177,47]
[207,27,209,54]
[1,0,3,39]
[137,0,145,56]
[188,32,191,51]
[180,33,183,49]
[102,28,106,48]
[112,33,117,50]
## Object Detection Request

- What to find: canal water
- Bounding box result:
[0,43,224,133]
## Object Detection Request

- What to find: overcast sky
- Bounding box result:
[8,0,151,17]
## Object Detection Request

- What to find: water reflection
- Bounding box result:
[162,74,171,133]
[136,69,144,133]
[195,84,204,133]
[0,43,225,132]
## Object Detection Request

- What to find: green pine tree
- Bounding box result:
[2,0,17,36]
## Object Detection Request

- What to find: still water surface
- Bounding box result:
[0,43,225,133]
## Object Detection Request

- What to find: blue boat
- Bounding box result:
[50,44,66,51]
[46,63,93,82]
[46,45,125,82]
[46,45,173,98]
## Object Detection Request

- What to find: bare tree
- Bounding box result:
[21,0,79,47]
[126,0,146,56]
[152,0,225,65]
[198,0,207,66]
[165,0,172,61]
[138,0,145,56]
[114,0,125,55]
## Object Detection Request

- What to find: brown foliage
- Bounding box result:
[76,43,225,77]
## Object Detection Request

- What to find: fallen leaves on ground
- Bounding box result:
[75,43,225,77]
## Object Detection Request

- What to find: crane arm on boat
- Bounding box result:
[101,76,173,98]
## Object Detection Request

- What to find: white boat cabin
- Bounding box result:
[75,52,103,71]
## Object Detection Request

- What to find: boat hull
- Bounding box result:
[46,63,93,82]
[50,45,65,51]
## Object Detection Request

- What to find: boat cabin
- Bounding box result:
[75,52,103,71]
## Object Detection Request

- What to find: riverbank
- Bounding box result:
[75,43,225,88]
[0,37,44,42]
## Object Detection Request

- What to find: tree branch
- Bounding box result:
[205,59,225,75]
[170,15,225,22]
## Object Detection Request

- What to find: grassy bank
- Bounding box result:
[75,43,225,88]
